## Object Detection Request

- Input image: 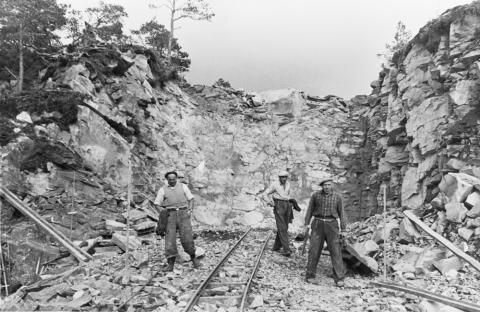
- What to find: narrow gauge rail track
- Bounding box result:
[183,228,272,312]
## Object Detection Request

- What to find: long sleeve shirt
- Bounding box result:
[304,191,347,230]
[264,181,291,201]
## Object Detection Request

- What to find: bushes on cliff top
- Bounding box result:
[394,1,480,66]
[0,90,86,131]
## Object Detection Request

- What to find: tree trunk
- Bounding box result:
[167,0,176,64]
[17,22,24,93]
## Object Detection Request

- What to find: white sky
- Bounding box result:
[61,0,473,98]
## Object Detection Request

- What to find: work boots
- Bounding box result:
[190,254,200,268]
[163,257,175,272]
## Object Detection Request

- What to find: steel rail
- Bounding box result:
[372,281,480,312]
[183,228,252,312]
[239,231,272,311]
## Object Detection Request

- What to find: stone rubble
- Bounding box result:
[1,1,480,311]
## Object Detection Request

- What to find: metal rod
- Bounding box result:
[183,228,252,312]
[0,199,8,296]
[70,171,76,241]
[372,281,480,312]
[123,158,133,280]
[0,187,91,262]
[382,184,387,281]
[240,231,272,311]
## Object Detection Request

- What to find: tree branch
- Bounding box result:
[4,67,17,79]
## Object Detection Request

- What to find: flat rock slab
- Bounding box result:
[132,220,156,231]
[433,257,464,276]
[105,220,127,231]
[352,240,379,257]
[112,232,142,251]
[342,244,378,273]
[445,203,467,223]
[122,209,147,222]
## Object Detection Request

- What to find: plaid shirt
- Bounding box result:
[305,191,347,230]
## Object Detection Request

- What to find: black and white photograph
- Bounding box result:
[1,0,480,311]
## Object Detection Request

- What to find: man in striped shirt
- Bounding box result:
[304,178,347,286]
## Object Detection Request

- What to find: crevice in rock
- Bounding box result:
[78,101,136,143]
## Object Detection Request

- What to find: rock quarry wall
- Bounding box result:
[0,44,377,251]
[368,3,480,209]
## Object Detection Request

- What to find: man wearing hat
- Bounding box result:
[304,178,347,286]
[154,171,200,271]
[263,170,301,257]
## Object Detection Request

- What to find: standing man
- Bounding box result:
[263,170,300,257]
[154,171,200,271]
[304,178,347,286]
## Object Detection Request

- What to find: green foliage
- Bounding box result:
[152,0,214,62]
[65,1,128,44]
[377,21,412,64]
[85,1,128,43]
[133,19,191,71]
[0,0,68,89]
[213,78,232,88]
[176,0,215,21]
[0,0,68,48]
[0,116,19,146]
[0,90,85,130]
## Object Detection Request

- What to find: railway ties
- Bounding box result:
[183,228,272,312]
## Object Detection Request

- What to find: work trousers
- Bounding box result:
[306,218,346,281]
[272,200,293,253]
[165,209,195,259]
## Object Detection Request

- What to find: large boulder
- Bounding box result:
[467,204,480,218]
[465,191,480,209]
[439,173,480,203]
[252,89,306,118]
[445,202,468,223]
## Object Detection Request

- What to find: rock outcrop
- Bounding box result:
[367,2,480,210]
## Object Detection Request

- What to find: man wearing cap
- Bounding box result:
[154,171,200,271]
[263,170,301,257]
[304,178,347,286]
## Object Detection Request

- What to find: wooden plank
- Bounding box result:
[404,210,480,272]
[372,281,480,312]
[0,187,91,262]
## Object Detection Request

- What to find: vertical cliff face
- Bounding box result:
[368,3,480,209]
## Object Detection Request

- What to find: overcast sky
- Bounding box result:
[62,0,473,98]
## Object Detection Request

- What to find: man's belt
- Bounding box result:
[273,198,290,202]
[166,206,188,211]
[314,216,336,221]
